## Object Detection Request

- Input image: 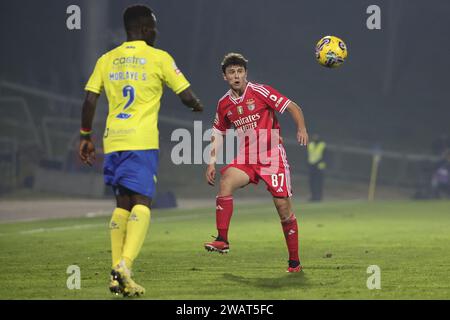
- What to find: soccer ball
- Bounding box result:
[315,35,348,68]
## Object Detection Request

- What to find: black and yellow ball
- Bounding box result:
[315,35,348,68]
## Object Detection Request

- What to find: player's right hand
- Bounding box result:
[191,103,204,112]
[206,164,216,186]
[79,139,96,166]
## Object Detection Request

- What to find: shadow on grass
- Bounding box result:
[223,271,309,289]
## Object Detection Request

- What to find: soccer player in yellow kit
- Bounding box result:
[79,5,203,297]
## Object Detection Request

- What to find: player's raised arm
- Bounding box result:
[178,88,203,112]
[285,101,309,146]
[79,91,100,166]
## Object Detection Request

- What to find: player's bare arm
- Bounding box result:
[286,101,308,146]
[206,132,224,186]
[178,88,204,112]
[79,91,100,166]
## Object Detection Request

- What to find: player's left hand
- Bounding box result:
[79,138,96,166]
[297,128,308,146]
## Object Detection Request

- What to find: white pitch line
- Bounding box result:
[19,223,105,235]
[0,208,263,237]
[0,199,366,237]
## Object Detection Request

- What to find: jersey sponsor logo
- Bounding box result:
[116,113,132,119]
[277,187,284,193]
[232,113,261,127]
[105,128,136,139]
[233,113,261,133]
[275,97,284,108]
[113,56,147,66]
[227,110,233,116]
[173,62,182,75]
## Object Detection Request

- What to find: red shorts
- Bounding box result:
[220,144,293,197]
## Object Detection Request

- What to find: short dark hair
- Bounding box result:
[123,5,156,31]
[221,53,248,73]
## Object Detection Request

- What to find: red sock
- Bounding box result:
[281,214,299,262]
[216,196,233,242]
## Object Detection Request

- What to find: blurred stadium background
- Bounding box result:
[1,0,449,221]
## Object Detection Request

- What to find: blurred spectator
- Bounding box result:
[307,134,327,202]
[431,134,450,156]
[431,149,450,199]
[413,159,434,199]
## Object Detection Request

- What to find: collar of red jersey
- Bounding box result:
[228,81,251,104]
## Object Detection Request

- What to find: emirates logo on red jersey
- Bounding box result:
[232,113,261,127]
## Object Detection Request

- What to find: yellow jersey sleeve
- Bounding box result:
[160,52,190,94]
[85,55,105,94]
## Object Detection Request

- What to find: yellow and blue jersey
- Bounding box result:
[85,40,190,154]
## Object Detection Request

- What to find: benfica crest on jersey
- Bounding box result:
[237,106,244,115]
[246,98,255,111]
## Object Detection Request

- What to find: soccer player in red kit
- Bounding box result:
[204,53,309,272]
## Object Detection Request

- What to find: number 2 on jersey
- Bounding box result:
[116,85,135,119]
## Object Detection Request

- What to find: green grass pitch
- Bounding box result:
[0,200,449,299]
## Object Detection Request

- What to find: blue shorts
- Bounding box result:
[104,150,159,199]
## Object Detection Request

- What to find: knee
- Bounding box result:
[218,176,234,196]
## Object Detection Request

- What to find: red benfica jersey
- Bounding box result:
[213,81,291,161]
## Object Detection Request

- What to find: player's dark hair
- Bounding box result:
[221,53,248,73]
[123,5,156,31]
